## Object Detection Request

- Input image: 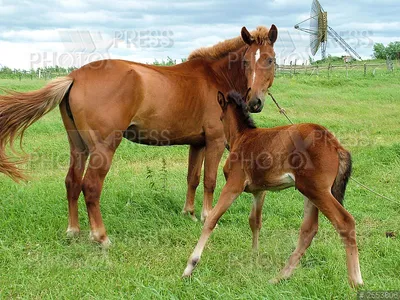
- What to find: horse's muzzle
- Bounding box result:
[248,97,264,113]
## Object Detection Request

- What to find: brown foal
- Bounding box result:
[0,26,278,246]
[183,91,363,287]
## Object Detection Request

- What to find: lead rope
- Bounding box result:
[267,92,399,205]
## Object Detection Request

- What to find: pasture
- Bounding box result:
[0,73,399,299]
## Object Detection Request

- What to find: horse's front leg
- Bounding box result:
[182,145,205,221]
[202,137,225,222]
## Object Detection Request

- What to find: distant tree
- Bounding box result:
[374,42,400,59]
[386,42,400,59]
[373,43,387,59]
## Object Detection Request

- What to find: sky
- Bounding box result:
[0,0,399,70]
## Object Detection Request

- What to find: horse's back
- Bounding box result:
[66,59,217,146]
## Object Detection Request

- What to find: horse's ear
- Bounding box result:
[268,24,278,45]
[217,91,227,109]
[241,27,254,45]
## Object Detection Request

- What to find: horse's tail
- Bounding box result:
[331,148,352,206]
[0,76,74,182]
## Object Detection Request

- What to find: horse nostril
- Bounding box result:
[250,98,263,113]
[253,98,262,110]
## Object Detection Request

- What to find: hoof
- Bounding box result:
[66,227,80,238]
[349,279,364,288]
[182,210,198,222]
[182,256,199,277]
[269,278,281,285]
[201,210,213,223]
[200,214,208,223]
[100,237,112,249]
[89,231,111,248]
[182,265,194,278]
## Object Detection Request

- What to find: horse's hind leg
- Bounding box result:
[65,145,88,237]
[271,197,318,283]
[81,132,122,247]
[183,145,205,221]
[60,102,89,237]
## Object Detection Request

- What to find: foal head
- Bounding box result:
[217,90,256,143]
[241,25,278,113]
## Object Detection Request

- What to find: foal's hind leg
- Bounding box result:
[304,190,363,287]
[271,197,318,283]
[81,132,122,247]
[183,145,205,221]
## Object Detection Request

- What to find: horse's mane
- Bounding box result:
[188,26,271,61]
[227,91,256,129]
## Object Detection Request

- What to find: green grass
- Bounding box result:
[0,75,399,299]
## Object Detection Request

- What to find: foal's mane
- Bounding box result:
[188,26,271,61]
[227,91,256,129]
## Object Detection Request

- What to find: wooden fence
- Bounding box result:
[275,59,397,78]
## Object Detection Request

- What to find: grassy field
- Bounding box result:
[0,73,399,299]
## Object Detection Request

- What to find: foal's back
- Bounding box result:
[232,123,343,191]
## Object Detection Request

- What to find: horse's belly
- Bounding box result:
[123,124,205,146]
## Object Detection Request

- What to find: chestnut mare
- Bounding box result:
[183,91,363,287]
[0,25,278,246]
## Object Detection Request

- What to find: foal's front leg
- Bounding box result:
[249,191,266,251]
[183,171,246,277]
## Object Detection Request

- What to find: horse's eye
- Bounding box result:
[268,58,274,65]
[243,60,250,68]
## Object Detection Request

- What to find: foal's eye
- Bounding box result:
[267,58,274,65]
[243,60,250,68]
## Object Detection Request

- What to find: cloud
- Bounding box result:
[0,0,398,69]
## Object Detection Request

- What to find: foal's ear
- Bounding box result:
[241,27,254,45]
[217,91,227,109]
[268,24,278,45]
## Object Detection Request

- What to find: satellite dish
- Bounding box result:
[295,0,362,60]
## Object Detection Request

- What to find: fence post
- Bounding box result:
[290,61,293,77]
[294,59,297,75]
[364,63,367,76]
[386,58,394,72]
[328,63,331,79]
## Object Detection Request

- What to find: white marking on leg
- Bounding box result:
[66,226,79,237]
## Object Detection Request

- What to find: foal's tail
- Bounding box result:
[331,148,352,206]
[0,76,74,182]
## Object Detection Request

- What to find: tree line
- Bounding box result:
[373,42,400,60]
